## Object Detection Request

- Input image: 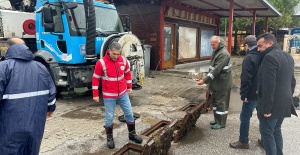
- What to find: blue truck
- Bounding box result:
[0,0,145,95]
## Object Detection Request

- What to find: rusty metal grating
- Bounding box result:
[141,120,171,137]
[114,120,177,155]
[142,120,177,155]
[173,100,207,142]
[114,93,211,153]
[113,143,143,155]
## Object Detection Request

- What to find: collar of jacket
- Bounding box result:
[262,43,280,55]
[258,44,280,65]
[250,45,258,51]
[247,46,260,55]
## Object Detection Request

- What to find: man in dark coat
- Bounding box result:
[0,38,56,155]
[198,36,233,129]
[230,35,260,149]
[256,33,297,155]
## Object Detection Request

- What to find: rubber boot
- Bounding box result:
[127,122,143,144]
[105,125,115,149]
[220,113,228,127]
[211,111,226,129]
[210,106,217,125]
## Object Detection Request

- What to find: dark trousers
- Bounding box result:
[211,89,231,126]
[258,116,284,155]
[239,100,257,143]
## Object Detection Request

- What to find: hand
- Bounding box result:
[264,113,272,117]
[243,98,248,102]
[47,112,53,117]
[128,88,132,94]
[93,97,100,102]
[197,80,204,85]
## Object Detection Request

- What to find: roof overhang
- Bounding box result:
[168,0,282,18]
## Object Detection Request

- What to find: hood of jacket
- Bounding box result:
[219,37,226,48]
[5,44,34,61]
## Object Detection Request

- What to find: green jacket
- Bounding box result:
[203,39,233,91]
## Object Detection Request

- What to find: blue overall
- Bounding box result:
[0,44,56,155]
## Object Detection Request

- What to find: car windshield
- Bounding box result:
[67,4,124,35]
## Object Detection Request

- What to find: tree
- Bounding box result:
[220,0,300,34]
[268,0,300,31]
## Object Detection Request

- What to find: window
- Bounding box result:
[52,6,64,33]
[67,4,124,36]
[200,29,214,57]
[178,26,197,60]
[43,5,64,33]
[164,26,172,61]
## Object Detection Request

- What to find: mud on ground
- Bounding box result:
[40,71,212,155]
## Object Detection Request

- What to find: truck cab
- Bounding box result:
[32,0,144,93]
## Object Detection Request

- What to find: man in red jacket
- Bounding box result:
[92,42,142,149]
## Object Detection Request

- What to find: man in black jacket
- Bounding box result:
[230,36,260,149]
[256,33,297,155]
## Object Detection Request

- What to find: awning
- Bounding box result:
[172,0,282,18]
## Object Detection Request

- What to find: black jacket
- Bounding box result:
[240,46,260,101]
[257,44,297,118]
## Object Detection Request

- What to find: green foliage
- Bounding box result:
[268,0,294,30]
[291,16,300,28]
[220,0,300,33]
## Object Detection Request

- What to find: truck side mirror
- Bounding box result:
[65,2,78,10]
[61,2,78,12]
[44,23,54,32]
[42,7,54,32]
[125,16,130,32]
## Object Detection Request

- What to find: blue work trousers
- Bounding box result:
[103,93,134,127]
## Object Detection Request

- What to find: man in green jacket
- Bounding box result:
[198,36,233,129]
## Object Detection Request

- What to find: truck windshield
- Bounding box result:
[67,4,124,36]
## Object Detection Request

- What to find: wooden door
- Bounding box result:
[163,23,176,68]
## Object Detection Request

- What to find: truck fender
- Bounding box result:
[34,50,57,64]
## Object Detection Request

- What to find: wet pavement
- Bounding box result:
[40,57,300,155]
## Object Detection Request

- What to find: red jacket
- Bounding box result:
[92,53,132,98]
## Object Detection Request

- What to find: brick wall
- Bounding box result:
[116,0,161,70]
